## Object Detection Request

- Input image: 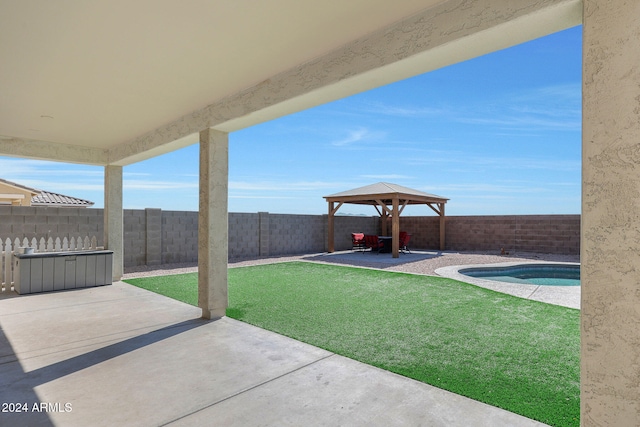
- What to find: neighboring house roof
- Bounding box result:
[0,178,40,194]
[0,178,94,207]
[31,190,94,207]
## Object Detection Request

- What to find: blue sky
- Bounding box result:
[1,26,581,216]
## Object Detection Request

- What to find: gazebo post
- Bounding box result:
[328,201,335,253]
[381,208,388,236]
[392,197,399,258]
[439,202,446,251]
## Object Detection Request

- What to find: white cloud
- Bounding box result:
[457,114,580,132]
[460,84,581,132]
[361,102,447,118]
[359,174,412,181]
[229,180,338,192]
[229,195,296,199]
[358,83,581,134]
[331,127,386,146]
[433,182,553,195]
[406,154,580,172]
[123,179,199,191]
[0,158,102,177]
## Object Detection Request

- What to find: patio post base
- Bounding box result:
[201,307,225,320]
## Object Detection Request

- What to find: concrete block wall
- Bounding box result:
[229,212,260,259]
[0,206,103,246]
[333,215,380,250]
[391,215,580,254]
[123,209,146,267]
[267,214,327,255]
[514,215,580,254]
[0,206,580,268]
[442,215,580,255]
[397,216,441,249]
[445,216,516,252]
[145,209,162,265]
[161,210,199,264]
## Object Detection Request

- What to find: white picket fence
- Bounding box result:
[1,236,99,293]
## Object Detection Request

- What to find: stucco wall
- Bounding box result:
[0,206,580,268]
[0,182,36,206]
[582,1,640,424]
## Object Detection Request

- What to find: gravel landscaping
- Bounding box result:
[123,250,579,279]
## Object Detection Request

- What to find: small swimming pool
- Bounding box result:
[459,264,580,286]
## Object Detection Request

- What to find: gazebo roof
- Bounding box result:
[324,182,448,206]
[324,182,448,256]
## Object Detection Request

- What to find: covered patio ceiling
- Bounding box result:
[324,182,448,257]
[0,0,580,166]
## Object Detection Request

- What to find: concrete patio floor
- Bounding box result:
[0,282,550,426]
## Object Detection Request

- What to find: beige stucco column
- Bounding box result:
[198,128,228,320]
[104,165,123,280]
[582,1,640,425]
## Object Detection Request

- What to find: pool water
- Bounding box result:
[460,264,580,286]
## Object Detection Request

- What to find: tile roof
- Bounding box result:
[0,178,94,207]
[31,190,94,207]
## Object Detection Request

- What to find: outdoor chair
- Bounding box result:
[399,231,412,253]
[364,234,384,253]
[351,233,366,251]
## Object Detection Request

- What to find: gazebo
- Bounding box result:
[324,182,448,258]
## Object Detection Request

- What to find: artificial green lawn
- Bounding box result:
[125,261,580,427]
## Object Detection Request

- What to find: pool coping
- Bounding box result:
[435,261,581,310]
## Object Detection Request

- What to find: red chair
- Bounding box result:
[351,233,365,251]
[399,232,412,253]
[364,235,384,253]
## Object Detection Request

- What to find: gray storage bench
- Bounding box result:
[13,250,114,295]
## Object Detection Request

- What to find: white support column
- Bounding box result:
[104,165,123,281]
[582,1,640,425]
[198,128,228,320]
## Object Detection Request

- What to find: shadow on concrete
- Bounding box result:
[0,289,21,300]
[0,319,55,426]
[0,317,210,426]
